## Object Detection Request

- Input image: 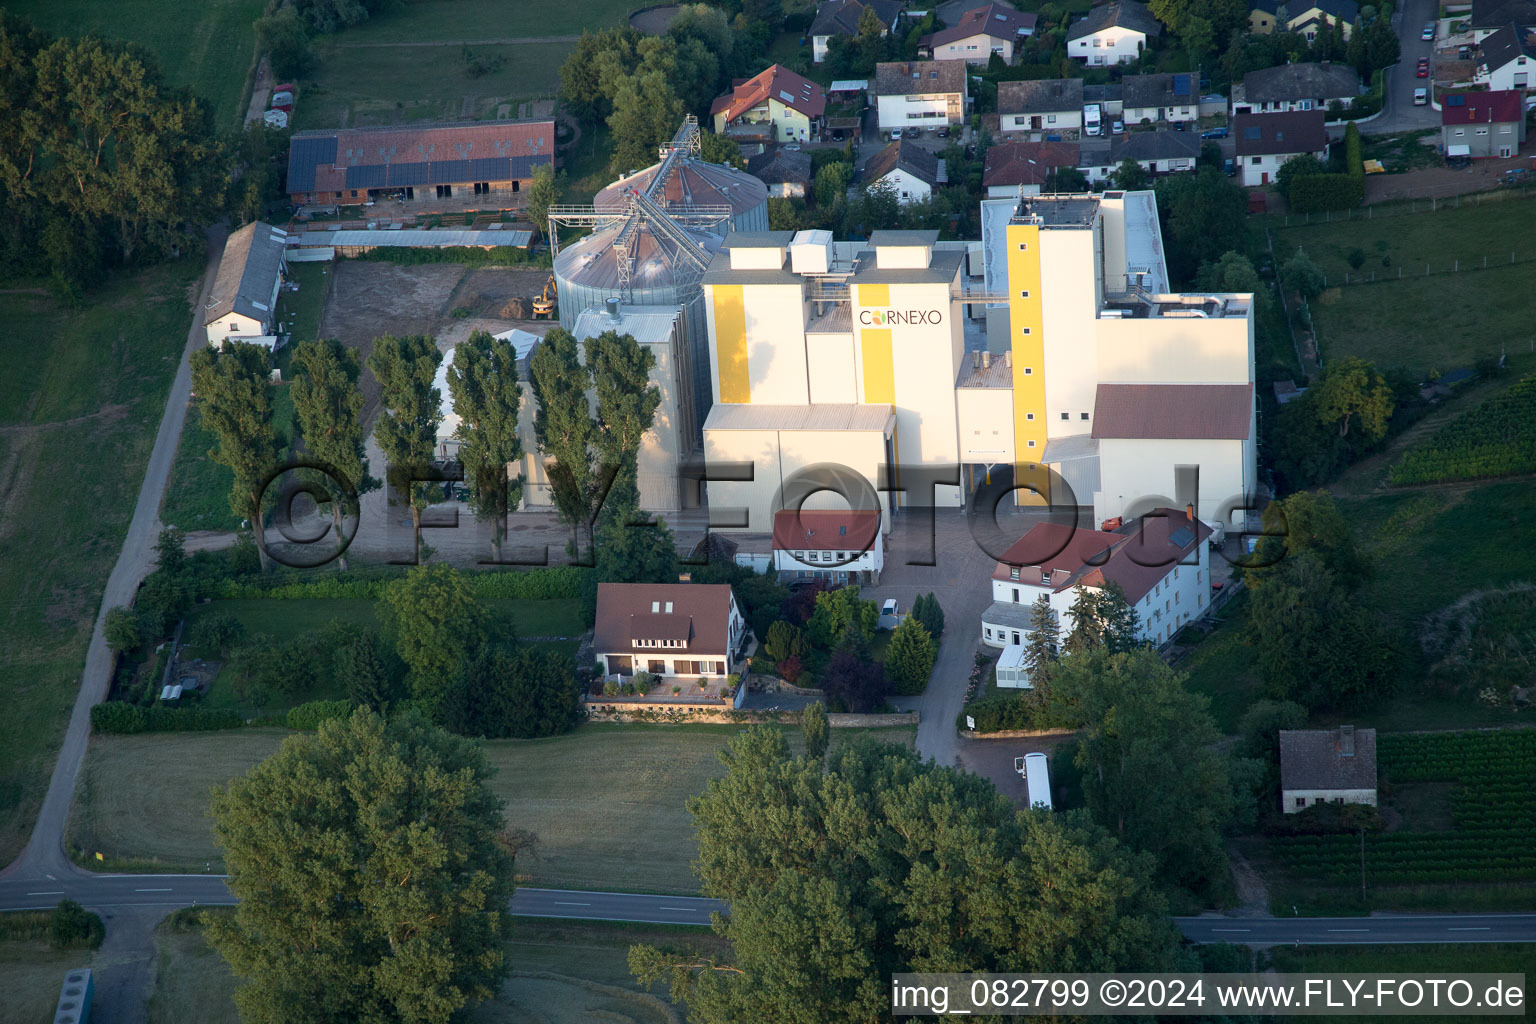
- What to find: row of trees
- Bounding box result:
[0,15,228,294]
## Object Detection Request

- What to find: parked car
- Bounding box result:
[1223,156,1235,176]
[1200,126,1228,139]
[1422,21,1436,40]
[1416,58,1430,77]
[1414,87,1429,105]
[937,126,949,137]
[1111,120,1124,134]
[1458,45,1473,59]
[890,128,903,139]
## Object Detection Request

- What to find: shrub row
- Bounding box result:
[285,699,355,730]
[212,565,583,601]
[90,702,244,734]
[958,692,1074,733]
[0,903,103,949]
[1287,173,1365,213]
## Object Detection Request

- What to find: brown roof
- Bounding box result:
[864,139,940,187]
[710,64,827,122]
[1091,383,1253,440]
[592,583,736,657]
[772,510,881,552]
[1233,110,1328,157]
[993,508,1212,604]
[983,140,1081,187]
[926,3,1038,46]
[1280,728,1378,791]
[287,118,554,195]
[997,77,1083,115]
[875,60,969,97]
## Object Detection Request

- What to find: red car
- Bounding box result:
[1417,58,1430,77]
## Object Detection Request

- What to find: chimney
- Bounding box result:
[1339,724,1356,757]
[1004,349,1013,367]
[1186,503,1195,521]
[982,351,991,368]
[605,296,622,322]
[972,350,981,369]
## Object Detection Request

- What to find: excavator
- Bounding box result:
[531,275,556,319]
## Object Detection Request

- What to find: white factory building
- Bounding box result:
[693,192,1258,536]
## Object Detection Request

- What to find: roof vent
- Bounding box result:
[605,297,622,322]
[1339,724,1356,757]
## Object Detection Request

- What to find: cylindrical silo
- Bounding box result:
[596,158,768,232]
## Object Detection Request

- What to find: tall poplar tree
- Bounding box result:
[448,330,525,563]
[190,341,283,573]
[290,338,371,571]
[367,334,442,563]
[528,328,598,556]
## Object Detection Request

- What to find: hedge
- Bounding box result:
[286,699,354,730]
[1344,122,1364,179]
[957,692,1074,733]
[91,702,245,734]
[212,566,583,601]
[1287,173,1364,213]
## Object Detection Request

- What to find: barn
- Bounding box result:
[286,118,555,209]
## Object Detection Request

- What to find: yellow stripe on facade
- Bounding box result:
[1006,223,1050,507]
[860,328,894,406]
[712,285,750,404]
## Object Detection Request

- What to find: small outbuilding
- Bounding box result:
[995,643,1031,688]
[1279,725,1378,814]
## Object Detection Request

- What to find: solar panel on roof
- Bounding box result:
[345,164,388,189]
[1169,526,1195,548]
[1449,94,1466,105]
[288,136,339,192]
[389,163,428,186]
[469,156,511,180]
[1244,126,1261,139]
[1172,74,1190,96]
[429,159,472,184]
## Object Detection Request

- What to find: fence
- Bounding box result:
[1323,249,1536,288]
[1262,182,1536,227]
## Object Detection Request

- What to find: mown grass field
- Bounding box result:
[5,0,263,129]
[160,383,295,534]
[0,262,195,867]
[68,724,915,887]
[0,937,97,1024]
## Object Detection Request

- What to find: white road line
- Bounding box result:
[656,906,702,912]
[134,888,173,893]
[553,901,591,906]
[27,891,64,896]
[1328,929,1370,933]
[1210,928,1251,932]
[1447,927,1491,931]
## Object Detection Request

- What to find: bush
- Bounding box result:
[603,681,621,697]
[1287,173,1364,213]
[957,692,1073,733]
[1264,801,1386,836]
[49,900,103,950]
[763,620,807,662]
[776,655,804,683]
[187,612,246,657]
[104,606,143,654]
[286,699,354,730]
[212,566,582,601]
[90,702,244,734]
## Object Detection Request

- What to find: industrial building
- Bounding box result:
[693,191,1257,535]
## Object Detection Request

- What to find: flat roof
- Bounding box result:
[868,228,939,247]
[292,229,532,248]
[1012,195,1100,227]
[704,403,895,433]
[722,231,796,248]
[850,246,964,285]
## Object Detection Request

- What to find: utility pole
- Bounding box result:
[1359,827,1367,902]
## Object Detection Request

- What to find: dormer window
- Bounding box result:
[1009,567,1020,580]
[665,601,674,613]
[651,601,660,612]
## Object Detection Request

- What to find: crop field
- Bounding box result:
[5,0,263,128]
[1271,731,1536,885]
[1389,374,1536,485]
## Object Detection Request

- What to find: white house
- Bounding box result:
[811,0,904,63]
[1233,109,1330,186]
[874,59,969,132]
[592,582,746,680]
[1077,130,1202,181]
[1279,726,1378,814]
[1120,72,1200,125]
[203,220,288,348]
[1231,62,1363,115]
[1066,0,1162,65]
[864,139,940,203]
[996,78,1084,132]
[710,64,826,143]
[982,140,1082,196]
[771,509,884,584]
[920,2,1038,64]
[1477,23,1536,91]
[980,508,1214,654]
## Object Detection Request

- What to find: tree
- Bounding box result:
[1281,247,1325,300]
[850,180,902,233]
[379,565,490,712]
[336,628,401,711]
[208,708,515,1024]
[608,64,687,175]
[529,328,600,554]
[1154,167,1249,286]
[1275,153,1327,200]
[1063,584,1141,656]
[763,620,807,662]
[820,638,888,712]
[811,160,852,207]
[367,334,443,563]
[1249,489,1368,587]
[884,616,936,694]
[190,341,283,573]
[1346,17,1367,74]
[448,330,525,563]
[632,729,1181,1021]
[1237,698,1308,761]
[580,506,679,623]
[586,330,661,517]
[291,338,372,571]
[255,7,312,79]
[1310,355,1394,441]
[801,700,829,760]
[912,592,944,638]
[104,606,142,654]
[699,130,744,169]
[524,164,562,241]
[442,646,581,739]
[188,612,245,657]
[1110,158,1149,191]
[1023,595,1059,689]
[559,28,643,123]
[1364,17,1399,73]
[1055,650,1236,896]
[806,586,878,648]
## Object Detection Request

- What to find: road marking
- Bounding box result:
[27,891,64,896]
[1210,928,1251,933]
[134,888,173,893]
[1448,927,1491,931]
[656,906,702,912]
[1328,929,1369,933]
[553,901,591,906]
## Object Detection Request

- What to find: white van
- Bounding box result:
[1083,103,1103,137]
[1023,752,1053,810]
[1413,88,1429,106]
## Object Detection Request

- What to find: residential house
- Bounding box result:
[982,140,1082,196]
[874,60,969,131]
[980,507,1214,653]
[1279,726,1378,814]
[286,118,554,207]
[864,139,941,203]
[710,64,827,144]
[997,77,1085,132]
[1231,61,1363,115]
[920,2,1038,64]
[747,148,814,197]
[1078,129,1201,180]
[1121,72,1200,124]
[1442,89,1528,158]
[810,0,904,62]
[771,509,884,584]
[1470,0,1536,41]
[592,583,746,681]
[1249,0,1359,39]
[1477,23,1536,91]
[1066,0,1163,65]
[203,221,288,349]
[1233,109,1329,185]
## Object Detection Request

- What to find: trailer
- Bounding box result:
[1015,752,1053,810]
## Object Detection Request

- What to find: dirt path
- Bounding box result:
[243,54,273,127]
[1226,846,1271,918]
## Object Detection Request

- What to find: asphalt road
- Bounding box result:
[1176,913,1536,946]
[1372,0,1443,134]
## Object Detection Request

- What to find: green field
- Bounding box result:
[68,723,913,887]
[332,0,639,42]
[1389,374,1536,486]
[1268,945,1536,1023]
[4,0,262,129]
[0,938,96,1024]
[160,380,295,534]
[0,262,195,867]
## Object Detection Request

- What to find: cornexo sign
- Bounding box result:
[860,308,943,326]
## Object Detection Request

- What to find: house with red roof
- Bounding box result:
[771,509,884,584]
[1441,90,1527,159]
[710,65,827,144]
[919,3,1038,64]
[592,583,747,682]
[980,507,1213,659]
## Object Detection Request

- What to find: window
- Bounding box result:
[1026,412,1035,420]
[1010,567,1020,580]
[1020,327,1031,335]
[1047,115,1057,124]
[1295,797,1307,808]
[1453,128,1465,136]
[1476,127,1489,135]
[1012,587,1020,602]
[1012,631,1021,644]
[1061,412,1070,420]
[1175,592,1180,604]
[1016,243,1029,251]
[1027,439,1036,447]
[1092,38,1102,46]
[1019,289,1030,297]
[1251,156,1262,165]
[1080,412,1089,420]
[1500,125,1513,133]
[985,627,993,638]
[1023,366,1033,374]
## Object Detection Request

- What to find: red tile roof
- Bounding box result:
[1091,383,1253,440]
[982,140,1081,187]
[592,583,737,657]
[772,510,881,552]
[711,64,827,122]
[1441,89,1525,125]
[288,119,553,195]
[926,3,1038,46]
[992,509,1212,605]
